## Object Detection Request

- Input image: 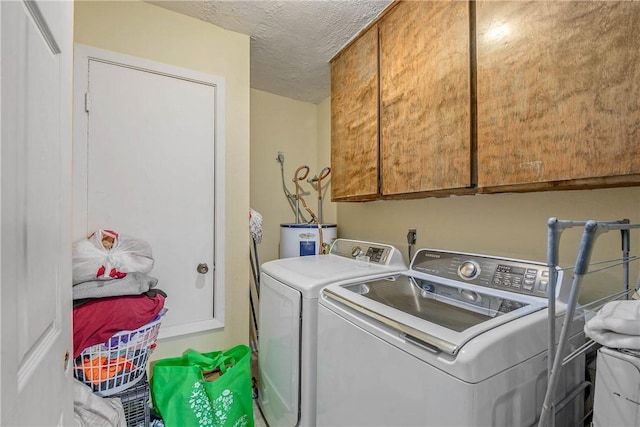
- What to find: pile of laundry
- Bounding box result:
[71,229,166,395]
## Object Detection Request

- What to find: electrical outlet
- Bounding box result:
[407,228,417,245]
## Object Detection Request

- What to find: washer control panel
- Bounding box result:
[330,239,395,265]
[410,249,553,299]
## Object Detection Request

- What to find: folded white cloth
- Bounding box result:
[584,300,640,349]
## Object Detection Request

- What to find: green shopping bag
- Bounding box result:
[151,344,254,427]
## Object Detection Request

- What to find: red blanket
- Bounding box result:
[73,293,165,358]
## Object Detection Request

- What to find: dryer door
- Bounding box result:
[258,274,302,427]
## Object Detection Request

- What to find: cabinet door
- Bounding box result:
[477,1,640,190]
[331,25,379,201]
[380,1,472,196]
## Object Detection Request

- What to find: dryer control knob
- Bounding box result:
[458,261,479,279]
[351,246,362,257]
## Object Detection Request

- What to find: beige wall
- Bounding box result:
[250,90,336,264]
[337,188,640,303]
[74,1,251,360]
[316,96,338,225]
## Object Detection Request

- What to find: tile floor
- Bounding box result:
[253,398,268,427]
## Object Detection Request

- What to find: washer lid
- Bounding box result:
[262,254,405,297]
[322,273,547,356]
[261,239,407,297]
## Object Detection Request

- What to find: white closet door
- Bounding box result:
[1,1,73,424]
[74,46,225,337]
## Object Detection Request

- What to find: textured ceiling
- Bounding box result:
[148,0,392,104]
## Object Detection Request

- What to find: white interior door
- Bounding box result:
[1,1,73,425]
[73,46,226,338]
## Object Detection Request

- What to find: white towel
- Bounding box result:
[584,300,640,350]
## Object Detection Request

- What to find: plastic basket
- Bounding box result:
[73,316,162,397]
[115,372,151,427]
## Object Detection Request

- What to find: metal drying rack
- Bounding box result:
[538,218,640,427]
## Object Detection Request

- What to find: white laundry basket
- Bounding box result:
[73,316,162,396]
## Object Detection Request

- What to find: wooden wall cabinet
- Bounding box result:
[332,1,640,201]
[379,1,472,196]
[331,25,379,201]
[476,1,640,191]
[330,1,472,201]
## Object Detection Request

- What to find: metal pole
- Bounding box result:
[539,220,602,427]
[621,220,630,298]
[546,217,560,395]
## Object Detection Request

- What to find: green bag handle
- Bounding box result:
[202,344,249,374]
[183,349,238,375]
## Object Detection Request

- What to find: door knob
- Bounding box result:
[197,263,209,274]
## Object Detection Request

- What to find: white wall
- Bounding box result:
[74,0,251,360]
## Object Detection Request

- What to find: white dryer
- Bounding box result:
[257,239,406,427]
[316,248,587,426]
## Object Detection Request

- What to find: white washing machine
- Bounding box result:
[257,238,406,427]
[316,248,587,426]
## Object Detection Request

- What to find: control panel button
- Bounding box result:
[366,247,384,263]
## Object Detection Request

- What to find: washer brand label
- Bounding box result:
[422,253,441,258]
